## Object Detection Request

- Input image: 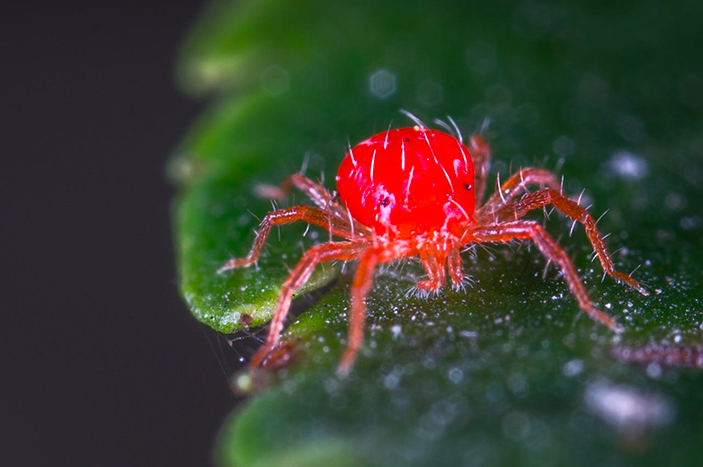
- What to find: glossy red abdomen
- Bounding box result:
[336,127,476,239]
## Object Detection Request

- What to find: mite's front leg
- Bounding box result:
[473,221,622,332]
[447,248,465,290]
[338,242,410,376]
[218,206,355,273]
[417,253,446,291]
[249,242,366,369]
[492,188,648,295]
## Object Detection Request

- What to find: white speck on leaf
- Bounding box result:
[585,381,674,431]
[562,359,584,377]
[608,151,649,181]
[391,324,402,339]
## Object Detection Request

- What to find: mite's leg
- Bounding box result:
[256,173,335,210]
[337,252,378,376]
[417,253,446,290]
[491,188,648,295]
[256,173,368,239]
[447,248,465,289]
[477,168,560,217]
[473,221,621,331]
[249,242,366,369]
[218,206,355,273]
[470,135,491,205]
[338,242,410,375]
[282,173,336,210]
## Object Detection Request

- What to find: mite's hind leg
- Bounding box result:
[473,221,621,331]
[492,188,648,295]
[249,242,366,369]
[218,206,355,273]
[477,168,560,217]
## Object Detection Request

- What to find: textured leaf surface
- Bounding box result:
[171,0,703,465]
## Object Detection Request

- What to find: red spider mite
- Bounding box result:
[218,112,649,376]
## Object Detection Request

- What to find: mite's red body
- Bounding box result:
[219,120,648,375]
[337,128,476,239]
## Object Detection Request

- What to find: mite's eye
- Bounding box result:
[464,183,473,192]
[380,197,390,207]
[405,138,411,142]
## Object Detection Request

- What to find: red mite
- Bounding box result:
[219,115,648,376]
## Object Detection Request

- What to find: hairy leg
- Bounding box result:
[447,248,465,289]
[249,242,368,369]
[417,253,446,290]
[256,173,335,210]
[338,242,410,375]
[490,188,648,295]
[473,221,622,331]
[477,168,560,217]
[470,135,491,205]
[218,206,357,273]
[255,173,368,238]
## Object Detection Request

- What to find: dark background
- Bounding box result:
[2,1,241,465]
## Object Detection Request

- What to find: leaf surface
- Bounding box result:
[172,1,703,465]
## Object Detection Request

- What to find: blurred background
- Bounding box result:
[1,1,239,465]
[4,0,703,465]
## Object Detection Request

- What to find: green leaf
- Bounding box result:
[171,0,703,465]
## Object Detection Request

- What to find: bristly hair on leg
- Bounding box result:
[451,273,476,292]
[461,243,479,258]
[404,284,442,301]
[471,242,498,260]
